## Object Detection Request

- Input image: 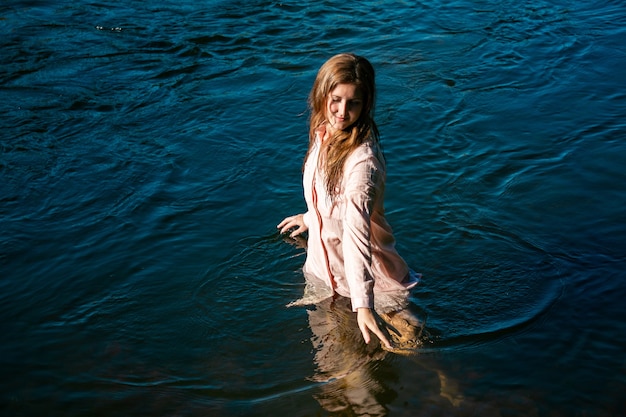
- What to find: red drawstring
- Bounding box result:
[312,170,337,291]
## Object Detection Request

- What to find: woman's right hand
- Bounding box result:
[277,214,308,237]
[357,307,393,350]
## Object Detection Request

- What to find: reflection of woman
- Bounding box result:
[307,298,462,415]
[307,297,389,416]
[278,53,420,349]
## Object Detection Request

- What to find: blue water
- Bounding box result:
[1,0,625,415]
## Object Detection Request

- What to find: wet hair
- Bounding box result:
[306,53,379,199]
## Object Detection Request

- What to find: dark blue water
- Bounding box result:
[2,0,625,415]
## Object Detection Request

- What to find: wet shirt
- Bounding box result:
[301,127,419,312]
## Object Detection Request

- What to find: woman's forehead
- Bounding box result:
[329,83,362,98]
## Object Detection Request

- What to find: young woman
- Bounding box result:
[278,53,420,350]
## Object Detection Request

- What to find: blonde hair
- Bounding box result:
[306,53,379,199]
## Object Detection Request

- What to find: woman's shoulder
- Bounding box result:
[343,140,386,190]
[346,139,384,168]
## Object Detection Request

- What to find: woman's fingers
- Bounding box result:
[291,224,306,237]
[277,216,295,233]
[359,323,371,344]
[277,214,307,236]
[280,219,298,235]
[371,324,392,350]
[357,308,392,349]
[276,217,292,231]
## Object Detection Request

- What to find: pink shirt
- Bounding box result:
[301,127,419,312]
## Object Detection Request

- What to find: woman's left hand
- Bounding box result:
[357,307,392,350]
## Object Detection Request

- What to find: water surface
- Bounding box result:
[1,0,625,415]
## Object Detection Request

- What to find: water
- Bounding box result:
[1,0,625,415]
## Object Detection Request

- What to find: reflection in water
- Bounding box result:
[305,297,463,415]
[308,297,390,416]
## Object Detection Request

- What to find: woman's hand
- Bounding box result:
[277,214,308,238]
[357,307,392,350]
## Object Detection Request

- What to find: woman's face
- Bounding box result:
[326,83,363,134]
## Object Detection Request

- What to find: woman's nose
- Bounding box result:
[338,101,347,116]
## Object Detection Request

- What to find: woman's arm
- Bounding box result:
[342,154,379,311]
[342,148,392,348]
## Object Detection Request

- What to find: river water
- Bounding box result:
[1,0,625,416]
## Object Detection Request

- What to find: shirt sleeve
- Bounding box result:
[302,210,313,228]
[342,156,381,312]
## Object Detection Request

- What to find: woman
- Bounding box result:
[278,53,420,350]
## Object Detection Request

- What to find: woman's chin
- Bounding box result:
[335,122,354,131]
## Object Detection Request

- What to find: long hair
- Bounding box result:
[306,53,379,199]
